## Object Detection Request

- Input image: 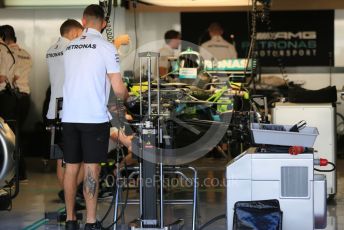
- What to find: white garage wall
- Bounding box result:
[335,10,344,67]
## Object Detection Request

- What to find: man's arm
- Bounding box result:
[0,48,7,83]
[108,72,129,101]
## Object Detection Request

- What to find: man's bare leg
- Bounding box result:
[83,163,101,223]
[58,160,85,189]
[58,160,85,188]
[64,163,81,221]
[77,164,85,185]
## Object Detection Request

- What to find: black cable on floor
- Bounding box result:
[99,151,125,225]
[100,179,117,223]
[314,162,336,173]
[101,162,130,230]
[199,214,226,230]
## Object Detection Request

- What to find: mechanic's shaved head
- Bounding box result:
[82,4,107,32]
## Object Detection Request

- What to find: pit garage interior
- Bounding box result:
[1,0,344,230]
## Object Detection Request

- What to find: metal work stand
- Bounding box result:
[113,166,198,230]
[138,52,161,229]
[112,52,199,230]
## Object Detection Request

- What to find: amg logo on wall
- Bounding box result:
[255,31,317,58]
[181,11,334,66]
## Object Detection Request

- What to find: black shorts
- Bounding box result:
[62,122,110,164]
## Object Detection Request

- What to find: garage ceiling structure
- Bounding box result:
[3,0,94,7]
[3,0,344,10]
[139,0,252,7]
[137,0,344,11]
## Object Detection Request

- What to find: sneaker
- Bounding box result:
[65,220,79,230]
[84,221,103,230]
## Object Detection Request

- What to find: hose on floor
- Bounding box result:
[199,214,226,230]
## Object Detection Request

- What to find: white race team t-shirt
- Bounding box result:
[46,37,70,119]
[62,28,120,123]
[200,35,237,61]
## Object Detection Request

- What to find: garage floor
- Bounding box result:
[0,157,343,230]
